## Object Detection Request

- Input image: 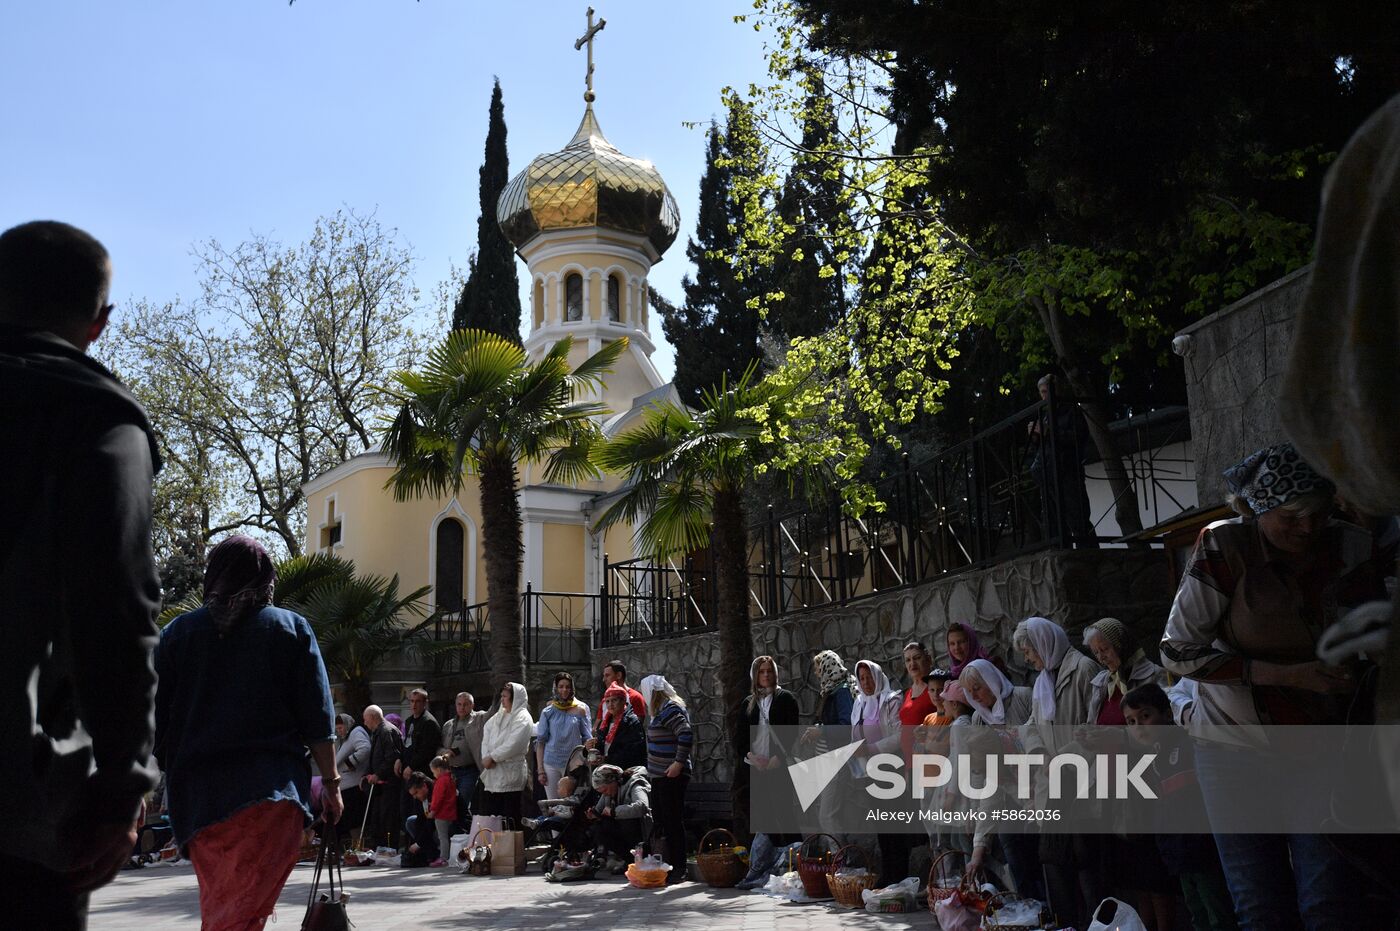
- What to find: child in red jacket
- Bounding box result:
[428,755,459,867]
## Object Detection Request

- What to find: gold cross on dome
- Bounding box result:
[574,7,607,103]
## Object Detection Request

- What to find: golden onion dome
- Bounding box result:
[497,105,679,257]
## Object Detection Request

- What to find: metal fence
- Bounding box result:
[431,584,596,675]
[595,396,1088,646]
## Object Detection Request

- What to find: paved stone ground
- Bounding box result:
[91,861,927,930]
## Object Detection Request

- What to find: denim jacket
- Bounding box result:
[155,605,335,847]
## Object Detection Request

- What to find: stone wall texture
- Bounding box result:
[595,546,1172,784]
[1175,266,1309,506]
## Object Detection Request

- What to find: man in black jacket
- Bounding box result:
[363,705,405,848]
[0,221,161,928]
[395,687,440,848]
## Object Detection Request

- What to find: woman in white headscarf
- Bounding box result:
[850,659,907,885]
[640,674,692,884]
[958,658,1033,727]
[1012,617,1104,928]
[952,658,1042,900]
[1014,615,1100,737]
[850,659,903,757]
[478,681,533,825]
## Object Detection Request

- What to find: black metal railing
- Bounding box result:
[595,395,1096,645]
[432,584,596,675]
[597,556,718,646]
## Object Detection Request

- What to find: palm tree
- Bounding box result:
[277,554,434,715]
[594,365,818,830]
[382,329,625,693]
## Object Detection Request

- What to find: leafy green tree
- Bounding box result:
[453,79,522,342]
[659,108,768,406]
[382,329,625,693]
[744,0,1400,532]
[102,210,430,558]
[595,365,819,833]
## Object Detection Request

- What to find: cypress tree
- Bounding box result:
[453,78,522,341]
[767,78,846,341]
[658,113,764,407]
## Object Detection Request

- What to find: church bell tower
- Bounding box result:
[495,7,680,410]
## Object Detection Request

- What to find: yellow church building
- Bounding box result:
[301,92,682,704]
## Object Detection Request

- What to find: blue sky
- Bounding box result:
[1,1,773,381]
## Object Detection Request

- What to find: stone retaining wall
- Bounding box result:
[1175,265,1309,505]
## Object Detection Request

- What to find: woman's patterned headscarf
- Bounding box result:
[813,649,857,697]
[1224,443,1334,515]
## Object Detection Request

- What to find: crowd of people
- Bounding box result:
[322,663,695,882]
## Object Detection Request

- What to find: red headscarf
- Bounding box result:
[602,683,629,746]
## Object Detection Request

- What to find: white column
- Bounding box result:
[553,275,563,324]
[522,519,545,592]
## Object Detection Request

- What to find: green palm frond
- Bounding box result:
[382,329,624,501]
[569,337,628,386]
[275,552,356,607]
[284,570,434,684]
[158,593,204,628]
[591,360,819,561]
[541,430,604,485]
[635,479,713,557]
[594,405,691,478]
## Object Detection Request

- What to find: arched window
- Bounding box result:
[435,518,464,610]
[607,275,621,322]
[565,272,583,321]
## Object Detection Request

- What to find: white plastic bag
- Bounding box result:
[991,898,1046,926]
[761,871,807,902]
[448,833,469,866]
[1088,897,1148,931]
[860,876,920,913]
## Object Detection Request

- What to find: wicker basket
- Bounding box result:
[297,833,320,863]
[696,828,746,888]
[625,863,670,889]
[826,845,878,909]
[981,891,1054,930]
[926,849,991,915]
[796,833,838,899]
[926,848,965,906]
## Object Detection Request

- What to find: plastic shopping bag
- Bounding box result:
[933,891,983,931]
[762,871,807,902]
[860,876,919,913]
[1088,897,1149,931]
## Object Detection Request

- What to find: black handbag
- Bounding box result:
[302,829,351,931]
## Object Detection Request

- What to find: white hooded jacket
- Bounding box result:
[480,682,534,794]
